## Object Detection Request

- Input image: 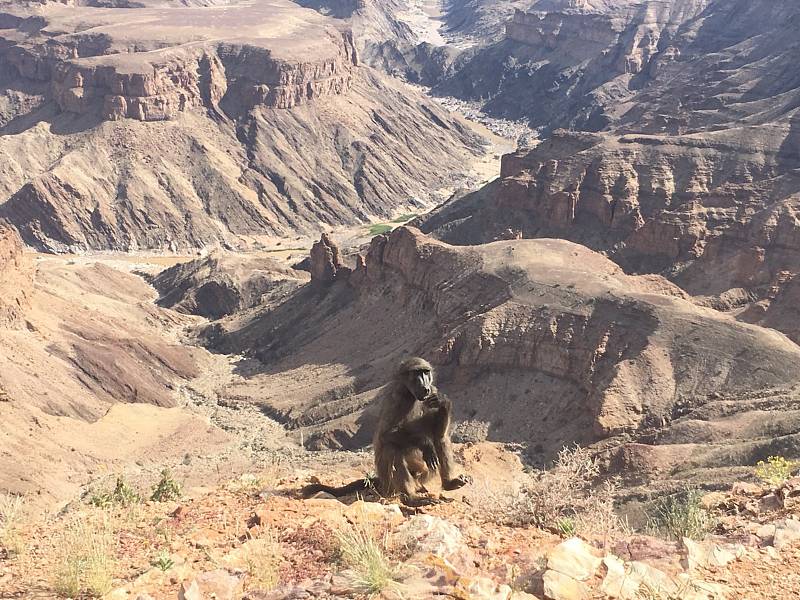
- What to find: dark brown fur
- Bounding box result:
[301,357,470,505]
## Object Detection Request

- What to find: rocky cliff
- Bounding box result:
[2,1,359,122]
[422,0,800,344]
[0,224,32,328]
[0,0,484,252]
[202,228,800,486]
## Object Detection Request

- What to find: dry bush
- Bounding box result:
[226,473,265,496]
[476,445,628,546]
[0,493,25,558]
[52,512,116,598]
[646,489,714,542]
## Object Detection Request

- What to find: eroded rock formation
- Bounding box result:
[0,0,484,252]
[0,224,32,328]
[153,252,310,319]
[203,227,800,487]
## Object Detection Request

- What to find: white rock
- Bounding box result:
[547,538,601,581]
[599,555,640,599]
[774,518,800,550]
[543,569,589,600]
[179,570,241,600]
[395,515,465,561]
[682,538,742,571]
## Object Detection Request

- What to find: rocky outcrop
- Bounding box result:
[1,1,359,122]
[153,252,309,319]
[203,227,800,486]
[0,224,32,328]
[417,0,800,349]
[421,123,800,341]
[309,233,350,284]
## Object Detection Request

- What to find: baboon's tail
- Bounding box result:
[301,477,379,498]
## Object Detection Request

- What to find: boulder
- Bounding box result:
[179,570,241,600]
[394,515,469,568]
[682,538,743,571]
[542,570,589,600]
[546,538,601,582]
[773,518,800,550]
[599,555,640,600]
[344,500,405,528]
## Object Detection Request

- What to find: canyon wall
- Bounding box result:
[1,9,359,122]
[0,1,484,252]
[0,225,32,328]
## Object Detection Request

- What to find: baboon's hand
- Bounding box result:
[422,393,442,409]
[422,443,439,472]
[443,474,472,490]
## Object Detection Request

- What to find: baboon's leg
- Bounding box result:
[391,448,441,505]
[404,448,431,493]
[434,435,455,483]
[377,445,423,499]
[435,436,471,490]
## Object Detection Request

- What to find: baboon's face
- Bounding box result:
[405,367,433,401]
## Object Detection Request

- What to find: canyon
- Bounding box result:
[0,0,486,252]
[419,0,800,348]
[1,0,800,597]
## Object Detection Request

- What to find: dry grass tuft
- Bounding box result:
[335,520,401,595]
[0,493,25,558]
[52,512,116,598]
[242,529,282,592]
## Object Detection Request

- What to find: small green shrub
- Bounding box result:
[90,475,140,508]
[367,224,393,236]
[555,517,576,538]
[755,456,799,487]
[151,469,182,502]
[646,488,713,541]
[151,552,175,572]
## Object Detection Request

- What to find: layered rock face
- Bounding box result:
[203,227,800,486]
[2,1,359,122]
[425,127,800,287]
[422,0,800,343]
[0,224,32,328]
[0,1,484,252]
[435,0,712,129]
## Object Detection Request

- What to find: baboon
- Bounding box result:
[301,357,471,505]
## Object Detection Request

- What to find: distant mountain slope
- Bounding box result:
[420,0,800,344]
[0,0,484,252]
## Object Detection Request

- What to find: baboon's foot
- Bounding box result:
[443,474,472,491]
[401,493,442,507]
